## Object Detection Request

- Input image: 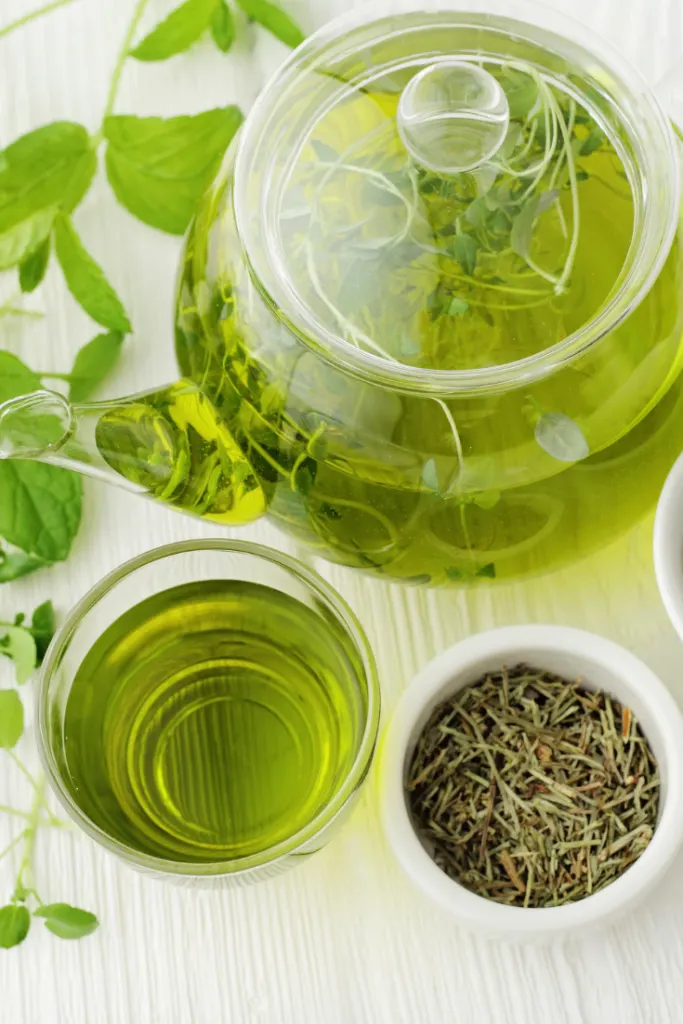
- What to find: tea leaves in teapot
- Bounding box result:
[131,0,218,62]
[103,107,243,234]
[535,412,590,463]
[510,190,560,263]
[448,233,479,276]
[287,61,631,372]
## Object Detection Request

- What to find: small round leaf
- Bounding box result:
[34,903,99,940]
[421,458,440,492]
[0,904,30,949]
[0,690,23,749]
[0,627,37,685]
[534,412,589,463]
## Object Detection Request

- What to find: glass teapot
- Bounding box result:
[2,0,683,587]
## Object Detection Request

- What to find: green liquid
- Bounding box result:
[277,74,634,371]
[95,51,683,584]
[95,381,266,526]
[61,580,368,863]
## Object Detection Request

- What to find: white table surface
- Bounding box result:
[2,0,683,1021]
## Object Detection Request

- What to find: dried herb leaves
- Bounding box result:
[407,665,659,908]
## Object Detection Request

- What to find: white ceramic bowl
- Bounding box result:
[654,452,683,642]
[381,625,683,941]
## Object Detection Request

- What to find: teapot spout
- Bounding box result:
[0,381,267,526]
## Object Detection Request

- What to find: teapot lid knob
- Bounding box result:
[397,60,509,174]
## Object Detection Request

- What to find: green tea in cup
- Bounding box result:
[38,541,379,882]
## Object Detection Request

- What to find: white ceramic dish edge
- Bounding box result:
[380,624,683,941]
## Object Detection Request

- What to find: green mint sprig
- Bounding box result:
[0,602,99,949]
[0,0,304,582]
[131,0,304,59]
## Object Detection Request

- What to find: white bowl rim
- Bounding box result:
[654,450,683,641]
[381,624,683,936]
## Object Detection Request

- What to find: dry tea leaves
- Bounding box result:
[407,665,660,908]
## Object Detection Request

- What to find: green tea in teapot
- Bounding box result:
[3,13,683,587]
[172,37,683,585]
[95,381,266,525]
[277,69,634,372]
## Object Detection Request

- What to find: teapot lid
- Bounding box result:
[235,1,678,386]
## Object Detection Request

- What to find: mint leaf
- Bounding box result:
[580,127,605,156]
[476,562,496,578]
[422,458,440,492]
[211,0,235,51]
[131,0,217,61]
[511,190,559,261]
[104,107,243,235]
[30,601,55,663]
[68,331,125,402]
[236,0,304,47]
[0,549,48,583]
[0,352,41,403]
[0,123,95,234]
[0,461,82,564]
[448,297,469,316]
[0,208,54,271]
[465,197,489,231]
[34,904,99,940]
[54,214,131,332]
[449,234,479,276]
[0,627,37,685]
[19,233,51,293]
[503,71,538,120]
[0,690,23,748]
[0,905,30,949]
[534,412,589,462]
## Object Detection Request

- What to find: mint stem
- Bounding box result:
[39,372,72,382]
[0,306,44,320]
[0,0,78,42]
[98,0,151,135]
[14,773,46,901]
[0,804,31,822]
[7,751,42,794]
[0,833,24,863]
